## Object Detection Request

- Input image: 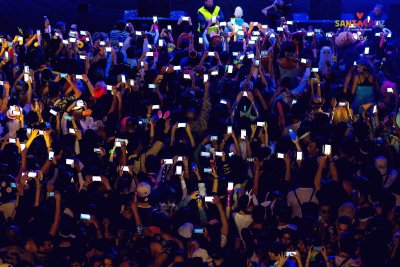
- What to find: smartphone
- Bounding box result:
[220,99,227,105]
[338,102,346,107]
[387,87,393,93]
[191,162,197,170]
[76,75,83,79]
[227,65,233,73]
[326,33,333,37]
[203,74,209,82]
[158,40,164,47]
[286,21,293,25]
[199,37,203,44]
[205,196,214,202]
[292,99,297,105]
[301,58,307,64]
[177,156,183,162]
[228,182,234,191]
[208,52,215,57]
[182,16,189,21]
[115,141,121,147]
[69,128,75,134]
[148,84,156,89]
[241,129,246,139]
[255,60,260,67]
[227,126,232,134]
[210,136,218,141]
[211,70,219,76]
[201,152,210,157]
[184,74,191,79]
[204,168,212,173]
[39,130,44,135]
[24,74,29,82]
[80,214,91,220]
[60,73,67,78]
[37,29,41,36]
[175,165,182,175]
[211,16,216,23]
[11,182,17,188]
[4,51,8,59]
[247,53,254,59]
[120,74,126,84]
[48,192,54,197]
[48,151,55,160]
[66,159,74,165]
[232,52,239,56]
[246,158,255,162]
[277,153,284,159]
[373,105,378,114]
[24,66,29,74]
[152,105,160,110]
[178,123,186,128]
[285,251,297,257]
[28,172,37,178]
[120,166,129,172]
[62,40,68,44]
[99,41,106,46]
[146,52,153,57]
[311,68,319,73]
[215,152,223,157]
[257,122,266,127]
[92,176,102,182]
[69,37,76,43]
[323,144,331,155]
[164,159,173,165]
[307,32,314,37]
[277,27,283,32]
[76,100,84,108]
[194,228,204,234]
[153,16,158,23]
[135,31,142,36]
[20,143,25,150]
[364,47,370,54]
[9,138,16,143]
[296,151,303,161]
[130,79,135,86]
[167,25,172,31]
[173,66,181,71]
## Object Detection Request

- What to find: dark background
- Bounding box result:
[0,0,398,35]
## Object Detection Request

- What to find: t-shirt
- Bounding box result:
[233,212,253,241]
[287,187,319,218]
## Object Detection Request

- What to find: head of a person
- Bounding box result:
[204,0,214,8]
[374,155,388,176]
[374,4,383,17]
[320,202,333,222]
[268,241,286,261]
[337,216,352,235]
[234,7,243,18]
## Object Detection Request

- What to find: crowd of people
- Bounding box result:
[0,0,400,266]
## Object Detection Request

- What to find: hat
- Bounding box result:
[93,81,107,99]
[178,222,194,239]
[137,182,151,202]
[338,202,356,220]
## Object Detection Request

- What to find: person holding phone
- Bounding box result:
[197,0,224,33]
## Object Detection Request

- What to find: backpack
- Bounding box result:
[293,188,319,219]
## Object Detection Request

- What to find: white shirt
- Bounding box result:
[233,212,253,241]
[287,187,319,218]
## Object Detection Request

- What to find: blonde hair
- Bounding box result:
[234,6,243,18]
